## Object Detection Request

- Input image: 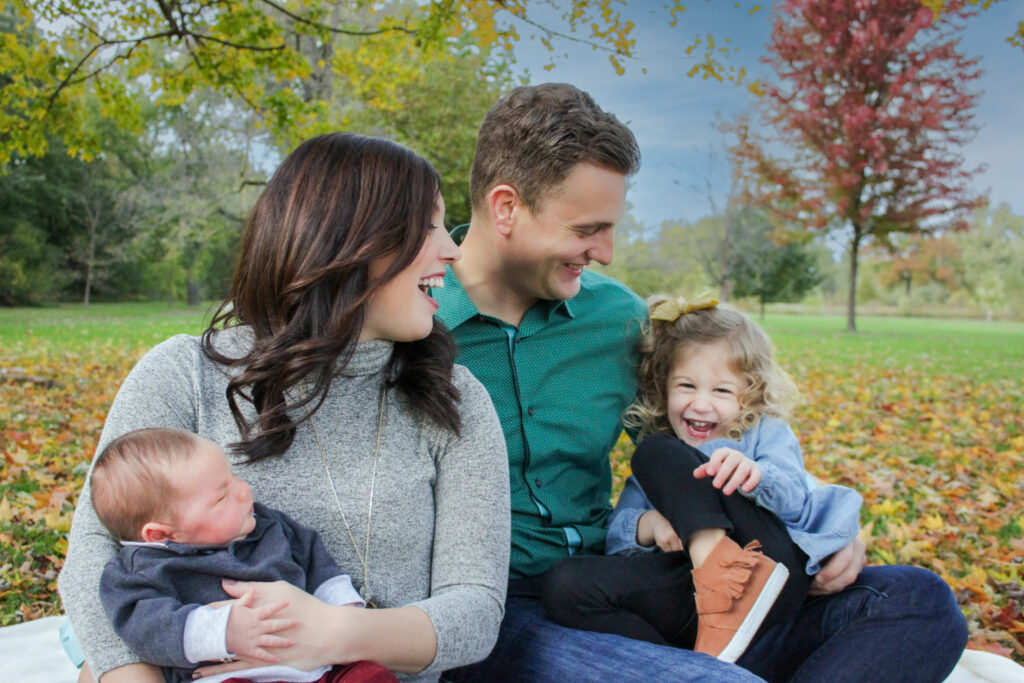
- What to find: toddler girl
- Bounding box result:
[542,296,862,664]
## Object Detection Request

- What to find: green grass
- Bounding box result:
[760,313,1024,382]
[0,302,217,351]
[2,304,1022,379]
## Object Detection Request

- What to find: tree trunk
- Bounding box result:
[847,229,861,332]
[719,212,733,302]
[83,221,97,309]
[760,298,766,320]
[186,278,201,307]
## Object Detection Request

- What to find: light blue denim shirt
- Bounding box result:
[605,417,863,574]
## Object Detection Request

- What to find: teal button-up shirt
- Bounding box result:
[435,226,647,579]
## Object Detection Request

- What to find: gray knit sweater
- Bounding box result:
[58,329,511,681]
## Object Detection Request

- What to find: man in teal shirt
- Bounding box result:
[438,83,966,682]
[436,83,762,681]
[436,224,646,579]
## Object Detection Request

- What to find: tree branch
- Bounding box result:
[45,32,179,114]
[256,0,414,36]
[510,12,623,55]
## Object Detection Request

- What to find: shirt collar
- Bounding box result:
[439,224,577,330]
[434,265,480,330]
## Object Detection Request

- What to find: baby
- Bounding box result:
[90,427,394,683]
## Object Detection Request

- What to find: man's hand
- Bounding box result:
[810,537,866,595]
[693,447,761,495]
[636,509,683,552]
[224,586,297,663]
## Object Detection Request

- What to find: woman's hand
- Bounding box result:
[694,447,761,495]
[195,580,347,677]
[636,509,683,552]
[193,580,438,678]
[810,537,866,594]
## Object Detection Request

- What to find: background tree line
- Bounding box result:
[0,1,517,306]
[1,0,1020,323]
[600,201,1024,322]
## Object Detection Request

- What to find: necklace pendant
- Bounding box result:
[360,585,374,608]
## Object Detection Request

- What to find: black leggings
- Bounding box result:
[542,434,811,649]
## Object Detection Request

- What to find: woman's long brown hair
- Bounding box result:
[202,133,460,463]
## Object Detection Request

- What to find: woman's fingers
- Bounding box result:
[257,634,295,648]
[254,600,292,620]
[193,658,256,678]
[222,579,294,605]
[237,586,255,607]
[221,579,248,598]
[259,617,299,635]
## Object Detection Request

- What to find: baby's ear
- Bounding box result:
[140,521,176,543]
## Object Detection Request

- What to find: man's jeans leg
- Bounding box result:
[445,596,765,682]
[739,565,968,683]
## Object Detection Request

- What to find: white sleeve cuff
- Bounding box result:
[313,574,364,607]
[183,604,233,664]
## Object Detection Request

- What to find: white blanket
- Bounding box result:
[1,615,1022,682]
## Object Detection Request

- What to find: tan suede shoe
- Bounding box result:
[692,537,790,662]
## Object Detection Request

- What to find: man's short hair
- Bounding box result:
[90,428,200,541]
[470,83,641,214]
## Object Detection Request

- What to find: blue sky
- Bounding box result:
[508,1,1024,231]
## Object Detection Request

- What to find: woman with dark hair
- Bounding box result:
[58,133,511,682]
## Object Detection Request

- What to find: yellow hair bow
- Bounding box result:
[649,294,719,322]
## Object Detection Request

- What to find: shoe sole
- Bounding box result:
[716,563,790,663]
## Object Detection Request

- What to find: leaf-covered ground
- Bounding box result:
[2,305,1023,662]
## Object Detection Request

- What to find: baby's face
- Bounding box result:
[165,440,256,546]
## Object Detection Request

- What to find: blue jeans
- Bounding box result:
[445,594,765,682]
[739,565,967,682]
[446,565,966,682]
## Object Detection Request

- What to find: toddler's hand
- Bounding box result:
[693,447,761,495]
[637,509,683,552]
[224,586,297,664]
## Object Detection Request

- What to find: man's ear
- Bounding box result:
[487,184,520,237]
[140,521,176,543]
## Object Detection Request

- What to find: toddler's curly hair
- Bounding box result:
[624,299,799,441]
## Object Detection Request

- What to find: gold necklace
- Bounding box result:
[307,385,387,608]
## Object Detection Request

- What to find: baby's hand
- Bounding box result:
[693,447,761,495]
[224,586,298,664]
[637,509,683,552]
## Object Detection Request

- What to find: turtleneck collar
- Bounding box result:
[342,339,394,377]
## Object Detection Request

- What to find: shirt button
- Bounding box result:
[535,478,542,488]
[527,406,535,416]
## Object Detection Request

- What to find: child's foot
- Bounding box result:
[692,537,789,663]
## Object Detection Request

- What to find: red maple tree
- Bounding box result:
[728,0,985,331]
[875,233,962,295]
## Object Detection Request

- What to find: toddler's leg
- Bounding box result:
[541,552,700,648]
[631,436,735,541]
[631,436,811,646]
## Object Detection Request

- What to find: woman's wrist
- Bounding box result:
[314,603,361,663]
[334,605,437,674]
